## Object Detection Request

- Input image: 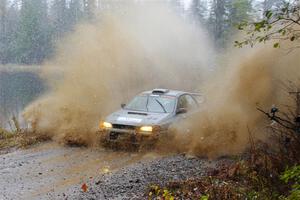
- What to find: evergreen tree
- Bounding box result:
[0,0,8,64]
[51,0,68,39]
[68,0,84,27]
[227,0,253,26]
[14,0,52,64]
[190,0,208,24]
[0,1,21,64]
[208,0,228,47]
[83,0,95,20]
[208,0,253,48]
[226,0,253,42]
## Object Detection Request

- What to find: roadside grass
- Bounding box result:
[0,128,51,151]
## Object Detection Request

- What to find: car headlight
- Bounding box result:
[140,126,153,132]
[100,121,112,129]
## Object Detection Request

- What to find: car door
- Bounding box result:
[173,94,198,134]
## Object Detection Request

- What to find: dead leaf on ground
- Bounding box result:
[81,183,88,192]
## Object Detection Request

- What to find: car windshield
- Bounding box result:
[125,95,176,113]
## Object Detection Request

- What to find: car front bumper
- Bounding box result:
[99,128,164,145]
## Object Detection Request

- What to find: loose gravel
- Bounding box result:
[72,155,217,200]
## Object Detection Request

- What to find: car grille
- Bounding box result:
[109,132,120,140]
[112,124,137,130]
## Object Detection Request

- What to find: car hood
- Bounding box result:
[105,109,172,126]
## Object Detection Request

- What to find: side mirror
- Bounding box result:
[176,108,187,114]
[121,103,126,108]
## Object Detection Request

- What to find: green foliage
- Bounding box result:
[274,43,280,48]
[148,184,209,200]
[280,166,300,200]
[200,195,209,200]
[148,185,175,200]
[236,1,300,50]
[246,190,261,200]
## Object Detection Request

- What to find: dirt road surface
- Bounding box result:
[0,142,219,200]
[0,142,162,200]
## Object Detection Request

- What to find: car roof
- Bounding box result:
[140,88,187,97]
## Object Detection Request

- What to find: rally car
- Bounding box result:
[99,89,203,147]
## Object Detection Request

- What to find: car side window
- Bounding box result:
[177,95,198,111]
[177,95,187,110]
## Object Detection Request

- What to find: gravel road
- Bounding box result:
[0,142,219,200]
[72,155,216,200]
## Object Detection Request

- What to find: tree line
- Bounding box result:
[0,0,285,65]
[186,0,285,48]
[0,0,96,65]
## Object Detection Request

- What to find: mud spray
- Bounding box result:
[23,2,300,157]
[169,47,300,158]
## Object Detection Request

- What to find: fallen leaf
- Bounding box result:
[81,183,88,192]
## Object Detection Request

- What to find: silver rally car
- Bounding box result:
[99,89,202,146]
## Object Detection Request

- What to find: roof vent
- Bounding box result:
[152,88,169,94]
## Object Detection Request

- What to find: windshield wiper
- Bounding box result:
[145,96,149,112]
[155,99,167,113]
